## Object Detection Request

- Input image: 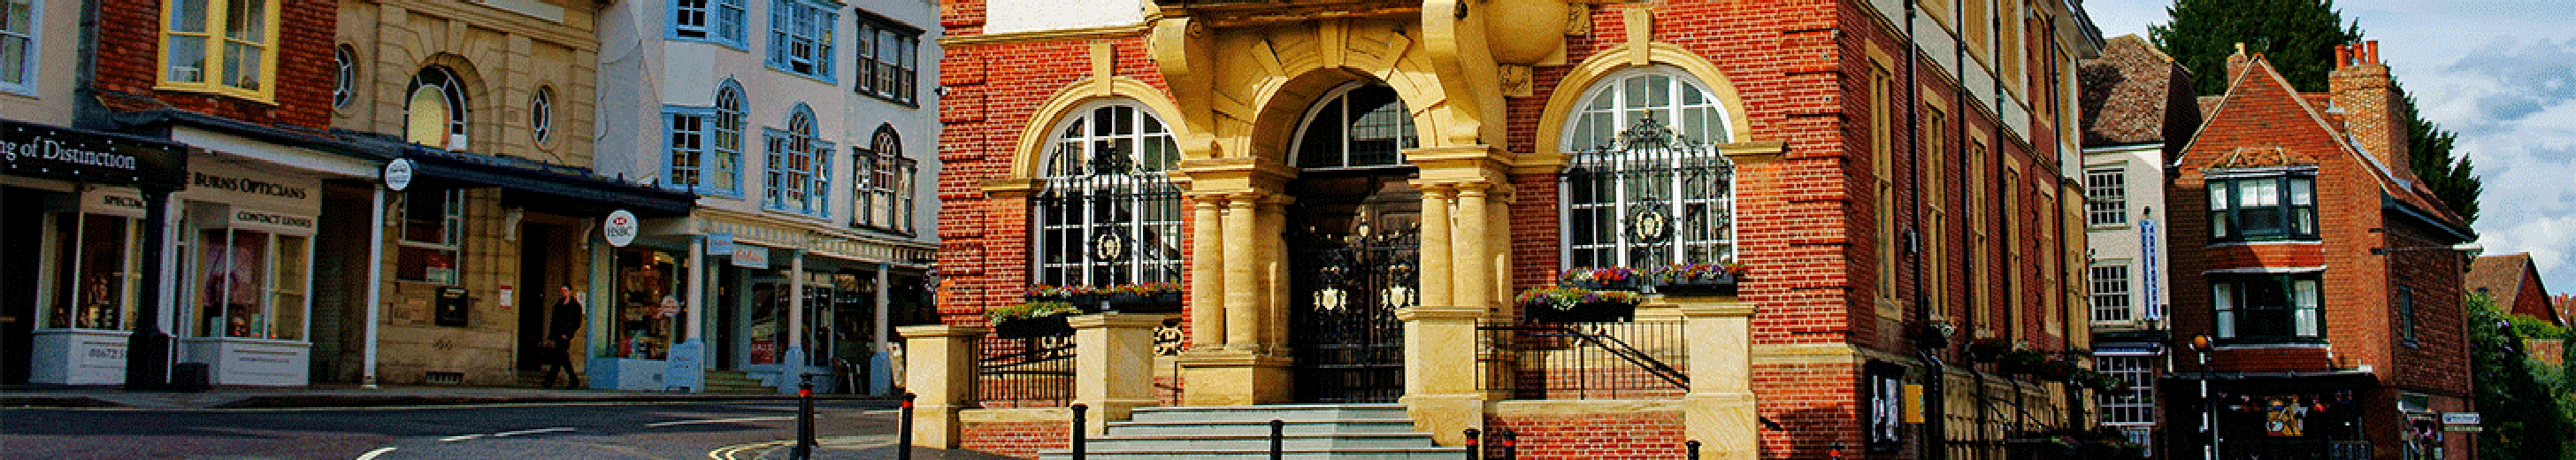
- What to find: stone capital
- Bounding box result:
[1677,301,1756,318]
[1068,312,1172,329]
[899,325,993,339]
[1395,305,1489,322]
[1718,141,1788,165]
[978,179,1046,199]
[1175,348,1295,368]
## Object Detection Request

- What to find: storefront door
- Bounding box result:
[1,188,39,384]
[515,224,566,372]
[1284,171,1419,403]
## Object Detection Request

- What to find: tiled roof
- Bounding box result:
[2466,254,2533,310]
[2179,53,2469,234]
[2080,35,2193,146]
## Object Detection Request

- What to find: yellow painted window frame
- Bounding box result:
[1918,92,1950,320]
[154,0,281,104]
[1869,52,1897,310]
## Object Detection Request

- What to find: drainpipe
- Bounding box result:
[1903,0,1947,458]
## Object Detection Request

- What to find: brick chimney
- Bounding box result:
[2331,40,2410,175]
[2227,42,2253,85]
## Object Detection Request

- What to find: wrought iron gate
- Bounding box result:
[1287,206,1418,403]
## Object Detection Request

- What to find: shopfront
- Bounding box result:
[2,119,190,386]
[171,157,323,386]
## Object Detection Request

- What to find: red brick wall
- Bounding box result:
[1485,411,1687,459]
[958,420,1070,459]
[90,0,337,129]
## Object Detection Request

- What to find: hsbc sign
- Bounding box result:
[604,210,638,247]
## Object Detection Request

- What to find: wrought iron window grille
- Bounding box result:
[1560,115,1740,270]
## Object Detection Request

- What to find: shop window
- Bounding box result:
[2207,173,2316,242]
[1292,83,1414,169]
[157,0,278,102]
[188,225,308,341]
[397,189,463,284]
[766,0,835,81]
[763,104,832,217]
[1032,102,1184,288]
[2212,272,2323,343]
[1558,66,1736,270]
[405,65,471,150]
[853,17,918,104]
[613,249,680,359]
[47,212,142,330]
[2095,353,2157,426]
[4,0,41,94]
[670,0,744,47]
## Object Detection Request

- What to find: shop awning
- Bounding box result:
[391,144,698,217]
[2,119,189,188]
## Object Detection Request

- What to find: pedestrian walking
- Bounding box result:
[540,284,584,388]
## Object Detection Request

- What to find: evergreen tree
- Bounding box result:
[2150,0,2482,224]
[2148,0,2362,95]
[2467,292,2570,460]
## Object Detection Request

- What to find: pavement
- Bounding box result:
[0,384,896,410]
[735,435,1020,460]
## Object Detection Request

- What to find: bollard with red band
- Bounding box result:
[1464,428,1481,460]
[897,393,915,460]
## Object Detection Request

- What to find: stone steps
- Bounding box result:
[1038,404,1464,460]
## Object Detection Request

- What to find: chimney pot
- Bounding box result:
[2336,45,2350,68]
[2366,40,2380,65]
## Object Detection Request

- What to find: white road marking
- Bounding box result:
[355,447,397,460]
[647,416,794,427]
[489,427,577,438]
[437,433,486,442]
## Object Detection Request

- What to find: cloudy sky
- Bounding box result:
[2087,0,2576,297]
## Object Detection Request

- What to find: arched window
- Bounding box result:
[332,45,356,110]
[1292,82,1414,169]
[1032,102,1183,288]
[711,83,745,191]
[1559,66,1736,271]
[764,104,832,217]
[532,86,555,144]
[854,126,915,232]
[405,65,469,150]
[664,80,746,195]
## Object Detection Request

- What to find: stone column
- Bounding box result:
[1259,195,1293,350]
[899,325,986,448]
[1190,196,1225,348]
[1678,296,1758,458]
[1223,194,1261,348]
[1417,185,1454,310]
[1070,312,1164,434]
[1453,183,1492,311]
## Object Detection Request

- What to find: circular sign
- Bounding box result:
[604,210,638,247]
[1089,231,1131,262]
[383,158,416,191]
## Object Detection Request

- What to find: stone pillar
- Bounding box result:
[1677,296,1758,458]
[1071,312,1163,434]
[1399,304,1487,446]
[1222,194,1261,348]
[1190,196,1225,348]
[1453,183,1492,311]
[900,325,986,448]
[1259,195,1292,350]
[1417,186,1455,310]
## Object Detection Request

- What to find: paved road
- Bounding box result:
[2,401,900,459]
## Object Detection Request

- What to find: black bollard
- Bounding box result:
[1269,418,1284,460]
[1070,403,1088,459]
[1685,440,1701,460]
[897,393,914,460]
[1464,428,1480,460]
[795,374,816,459]
[1498,429,1516,459]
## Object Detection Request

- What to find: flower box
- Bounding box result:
[1105,291,1184,313]
[1532,300,1639,323]
[1515,286,1645,324]
[993,314,1075,339]
[1646,273,1738,295]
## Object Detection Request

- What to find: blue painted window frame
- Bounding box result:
[763,104,832,218]
[668,0,747,49]
[659,81,749,198]
[765,0,837,82]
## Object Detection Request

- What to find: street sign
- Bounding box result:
[604,210,638,247]
[2442,412,2480,425]
[383,158,415,191]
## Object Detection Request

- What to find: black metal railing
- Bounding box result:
[1479,319,1689,400]
[977,334,1074,407]
[1560,115,1736,270]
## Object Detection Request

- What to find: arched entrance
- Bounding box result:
[1283,82,1418,403]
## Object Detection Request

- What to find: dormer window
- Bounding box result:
[2207,172,2315,242]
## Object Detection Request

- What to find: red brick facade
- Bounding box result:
[2162,47,2476,459]
[89,0,338,129]
[1485,411,1688,459]
[958,419,1071,458]
[934,0,2092,456]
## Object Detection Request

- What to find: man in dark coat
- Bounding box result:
[539,284,584,388]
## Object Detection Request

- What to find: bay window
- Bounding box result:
[2208,173,2315,242]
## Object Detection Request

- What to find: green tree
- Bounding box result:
[2467,292,2571,460]
[2148,0,2362,95]
[2150,0,2481,224]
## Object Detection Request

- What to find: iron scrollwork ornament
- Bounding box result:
[1090,231,1132,262]
[1629,199,1674,242]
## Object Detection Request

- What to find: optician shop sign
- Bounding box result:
[1,119,188,188]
